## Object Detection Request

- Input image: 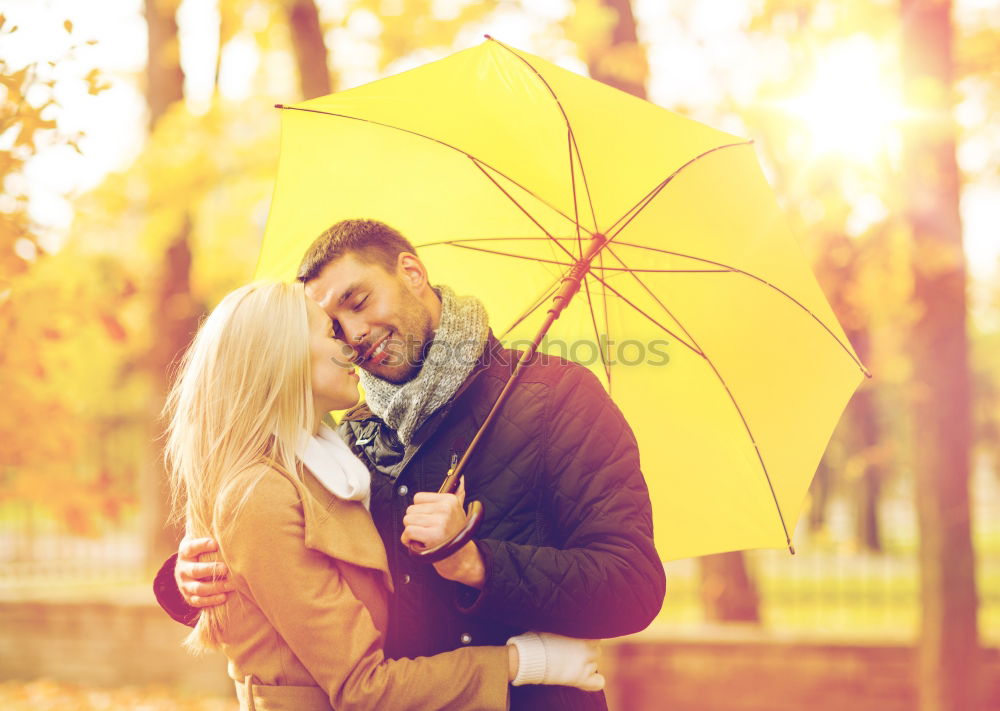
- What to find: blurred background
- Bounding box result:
[0,0,997,709]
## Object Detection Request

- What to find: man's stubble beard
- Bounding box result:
[370,286,434,384]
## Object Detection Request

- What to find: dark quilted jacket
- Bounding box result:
[342,332,666,710]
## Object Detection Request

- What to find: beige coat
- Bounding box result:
[214,461,509,711]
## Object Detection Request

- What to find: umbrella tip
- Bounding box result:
[788,543,796,556]
[484,34,492,39]
[862,364,873,379]
[274,103,285,109]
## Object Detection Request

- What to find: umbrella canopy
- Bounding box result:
[255,37,870,561]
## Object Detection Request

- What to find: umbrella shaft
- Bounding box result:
[548,232,609,318]
[447,233,609,486]
[448,337,538,487]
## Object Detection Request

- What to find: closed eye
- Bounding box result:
[353,295,368,312]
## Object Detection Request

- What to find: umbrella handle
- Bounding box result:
[408,500,484,563]
[408,464,484,563]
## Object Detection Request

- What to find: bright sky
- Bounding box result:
[3,0,998,313]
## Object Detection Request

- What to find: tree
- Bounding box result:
[0,14,135,536]
[138,0,338,566]
[813,231,889,552]
[142,0,199,566]
[900,0,981,709]
[287,0,331,99]
[741,0,917,559]
[575,0,647,99]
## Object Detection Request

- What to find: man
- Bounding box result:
[154,219,665,710]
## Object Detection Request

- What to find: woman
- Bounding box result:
[164,280,602,711]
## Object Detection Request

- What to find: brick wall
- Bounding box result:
[602,628,1000,711]
[0,599,231,694]
[1,600,997,710]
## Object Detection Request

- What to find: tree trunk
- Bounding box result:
[900,1,981,709]
[857,450,882,551]
[697,552,761,622]
[849,350,884,554]
[818,227,892,553]
[586,0,648,100]
[287,0,331,99]
[145,0,184,129]
[142,0,198,569]
[808,454,831,533]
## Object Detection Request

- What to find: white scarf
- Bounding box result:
[296,424,371,510]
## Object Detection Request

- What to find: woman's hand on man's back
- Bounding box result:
[175,536,234,608]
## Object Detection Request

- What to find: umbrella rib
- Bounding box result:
[582,273,613,389]
[439,242,576,267]
[590,266,733,273]
[570,127,599,233]
[423,242,728,273]
[423,243,595,345]
[278,105,587,239]
[603,241,872,378]
[419,236,582,270]
[499,276,564,341]
[588,270,795,551]
[605,141,753,240]
[467,158,581,263]
[601,244,706,363]
[419,236,577,245]
[567,129,583,258]
[598,250,611,382]
[488,37,599,237]
[586,272,702,358]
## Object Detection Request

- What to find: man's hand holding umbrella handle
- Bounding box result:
[402,477,487,588]
[174,536,233,608]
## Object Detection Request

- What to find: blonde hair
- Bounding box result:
[164,280,315,652]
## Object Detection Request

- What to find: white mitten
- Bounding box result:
[507,631,604,691]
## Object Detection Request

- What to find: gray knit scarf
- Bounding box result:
[359,284,489,445]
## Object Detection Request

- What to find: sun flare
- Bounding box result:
[780,35,907,164]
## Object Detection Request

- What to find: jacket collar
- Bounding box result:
[268,460,393,591]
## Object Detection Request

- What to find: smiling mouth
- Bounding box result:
[360,333,391,365]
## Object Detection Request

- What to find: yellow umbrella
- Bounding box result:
[255,37,871,562]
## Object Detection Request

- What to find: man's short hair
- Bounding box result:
[296,219,417,283]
